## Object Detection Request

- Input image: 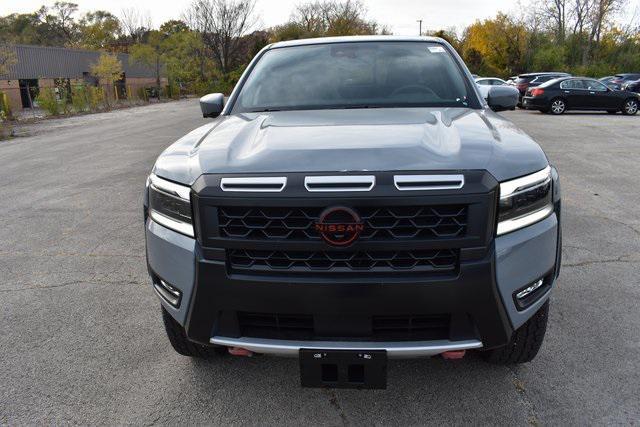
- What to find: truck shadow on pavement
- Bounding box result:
[179,354,531,424]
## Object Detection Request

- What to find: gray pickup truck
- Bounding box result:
[144,36,561,389]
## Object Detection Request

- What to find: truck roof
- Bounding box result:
[269,35,446,49]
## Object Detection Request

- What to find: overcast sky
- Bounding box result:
[1,0,639,35]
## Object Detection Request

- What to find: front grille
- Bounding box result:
[218,205,467,241]
[228,248,458,274]
[237,312,451,341]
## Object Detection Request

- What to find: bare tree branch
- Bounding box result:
[120,8,152,43]
[185,0,257,74]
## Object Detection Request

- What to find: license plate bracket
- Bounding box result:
[299,349,387,389]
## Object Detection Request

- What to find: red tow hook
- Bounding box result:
[441,350,466,360]
[228,347,254,357]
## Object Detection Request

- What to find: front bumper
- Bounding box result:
[146,214,559,356]
[145,170,561,356]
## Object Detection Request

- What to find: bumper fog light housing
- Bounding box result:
[154,279,182,307]
[516,279,544,300]
[514,276,551,310]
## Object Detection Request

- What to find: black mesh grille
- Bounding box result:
[238,312,314,340]
[237,312,451,341]
[218,205,467,241]
[228,249,458,273]
[372,314,451,340]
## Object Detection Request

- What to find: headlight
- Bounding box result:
[497,166,553,235]
[147,174,194,237]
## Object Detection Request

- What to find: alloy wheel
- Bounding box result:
[551,99,565,115]
[624,100,638,115]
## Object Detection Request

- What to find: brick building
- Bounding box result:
[0,44,167,111]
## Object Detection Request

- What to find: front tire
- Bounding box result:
[162,306,225,358]
[549,98,566,115]
[481,301,549,364]
[622,98,639,115]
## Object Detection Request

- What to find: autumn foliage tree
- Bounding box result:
[90,53,123,85]
[461,13,530,76]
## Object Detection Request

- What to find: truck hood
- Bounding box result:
[153,108,548,185]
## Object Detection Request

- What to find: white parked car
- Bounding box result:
[475,77,509,99]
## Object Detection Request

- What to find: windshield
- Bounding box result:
[231,42,471,113]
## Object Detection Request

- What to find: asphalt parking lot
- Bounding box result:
[1,101,639,425]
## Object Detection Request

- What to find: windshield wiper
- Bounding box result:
[342,104,384,109]
[247,107,282,112]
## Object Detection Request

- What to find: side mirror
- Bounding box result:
[487,86,519,112]
[199,93,225,118]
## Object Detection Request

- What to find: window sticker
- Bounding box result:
[428,46,446,53]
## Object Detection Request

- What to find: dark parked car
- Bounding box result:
[515,72,571,106]
[599,76,616,89]
[622,78,640,93]
[522,76,640,115]
[608,73,640,90]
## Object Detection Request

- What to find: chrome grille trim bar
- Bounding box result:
[220,177,287,192]
[394,174,465,191]
[304,175,376,192]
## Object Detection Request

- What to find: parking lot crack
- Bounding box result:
[0,250,145,258]
[0,279,142,293]
[509,367,540,426]
[323,389,348,426]
[592,215,640,237]
[564,255,639,268]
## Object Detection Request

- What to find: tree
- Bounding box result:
[184,0,257,74]
[0,44,17,77]
[462,13,530,76]
[0,13,40,44]
[90,53,123,85]
[270,0,388,42]
[323,0,388,35]
[163,30,215,87]
[159,20,190,35]
[119,8,152,47]
[571,0,593,35]
[129,31,165,92]
[429,29,461,50]
[34,2,80,46]
[79,11,122,50]
[543,0,568,42]
[581,0,626,65]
